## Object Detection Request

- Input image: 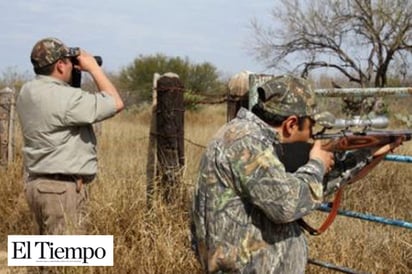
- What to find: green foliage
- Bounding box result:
[118,54,224,104]
[187,62,223,94]
[183,89,206,111]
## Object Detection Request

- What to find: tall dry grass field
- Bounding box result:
[1,104,411,273]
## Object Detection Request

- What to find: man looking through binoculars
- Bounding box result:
[17,37,124,235]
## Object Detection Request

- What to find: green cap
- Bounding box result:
[30,37,79,69]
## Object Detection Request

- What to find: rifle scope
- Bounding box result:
[333,116,389,129]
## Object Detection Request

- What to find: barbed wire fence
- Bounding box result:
[2,72,411,273]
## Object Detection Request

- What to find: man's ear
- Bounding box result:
[282,115,298,137]
[55,60,64,74]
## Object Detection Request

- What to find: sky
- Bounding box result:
[0,0,277,78]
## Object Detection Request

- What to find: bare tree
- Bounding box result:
[251,0,412,87]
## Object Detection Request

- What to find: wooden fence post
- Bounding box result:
[146,73,160,208]
[0,87,15,167]
[227,71,251,121]
[146,72,185,207]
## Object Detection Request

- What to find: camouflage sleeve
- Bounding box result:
[229,136,325,224]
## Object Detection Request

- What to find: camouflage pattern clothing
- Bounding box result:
[191,107,325,274]
[30,37,79,69]
[258,75,317,117]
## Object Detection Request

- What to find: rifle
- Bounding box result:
[276,121,410,235]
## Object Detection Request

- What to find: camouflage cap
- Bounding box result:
[30,37,79,69]
[258,75,319,119]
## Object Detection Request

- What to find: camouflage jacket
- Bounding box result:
[191,108,325,273]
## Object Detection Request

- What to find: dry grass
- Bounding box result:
[1,104,411,273]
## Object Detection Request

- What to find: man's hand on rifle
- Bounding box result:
[323,135,405,196]
[310,140,335,175]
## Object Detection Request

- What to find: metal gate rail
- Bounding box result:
[310,154,411,273]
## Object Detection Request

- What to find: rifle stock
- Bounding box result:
[315,129,411,152]
[277,129,411,235]
[276,129,411,178]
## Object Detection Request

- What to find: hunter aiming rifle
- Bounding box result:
[276,115,410,235]
[68,47,103,88]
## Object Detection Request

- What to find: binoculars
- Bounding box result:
[69,47,103,88]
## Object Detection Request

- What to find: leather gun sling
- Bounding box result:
[298,187,343,235]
